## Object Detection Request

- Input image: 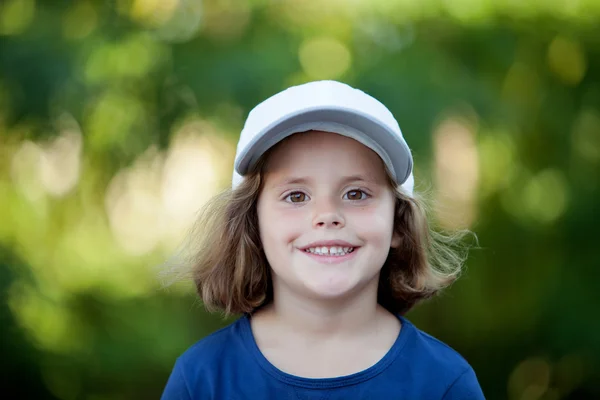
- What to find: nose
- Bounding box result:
[312,198,345,229]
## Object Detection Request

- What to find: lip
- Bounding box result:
[299,247,359,264]
[299,240,358,250]
[297,240,360,265]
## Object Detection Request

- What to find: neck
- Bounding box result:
[259,278,385,339]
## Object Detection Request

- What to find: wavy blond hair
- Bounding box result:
[164,152,471,316]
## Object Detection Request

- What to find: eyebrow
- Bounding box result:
[271,174,380,189]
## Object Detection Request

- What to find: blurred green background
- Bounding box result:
[1,0,599,399]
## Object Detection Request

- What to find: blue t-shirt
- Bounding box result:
[161,314,485,399]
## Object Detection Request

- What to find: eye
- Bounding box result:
[285,191,309,203]
[344,189,368,201]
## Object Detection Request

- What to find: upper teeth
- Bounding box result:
[304,246,354,256]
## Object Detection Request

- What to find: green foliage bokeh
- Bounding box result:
[1,1,599,399]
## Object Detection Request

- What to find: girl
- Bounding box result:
[161,80,485,399]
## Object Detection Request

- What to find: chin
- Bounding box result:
[300,272,368,301]
[272,256,382,302]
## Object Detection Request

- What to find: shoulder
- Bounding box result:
[177,316,246,369]
[162,316,250,399]
[441,366,486,399]
[161,317,247,399]
[399,317,485,398]
[401,317,472,371]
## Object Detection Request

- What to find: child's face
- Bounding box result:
[257,131,400,303]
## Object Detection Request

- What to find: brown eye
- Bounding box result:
[287,192,307,203]
[344,190,367,200]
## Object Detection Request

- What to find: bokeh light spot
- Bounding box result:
[130,0,179,26]
[299,37,352,80]
[105,148,165,256]
[478,131,517,197]
[523,169,569,224]
[201,0,250,42]
[548,36,587,86]
[10,140,45,203]
[502,62,540,109]
[442,0,493,23]
[508,357,551,400]
[62,1,98,40]
[0,0,35,36]
[153,0,203,43]
[85,90,147,153]
[571,108,600,162]
[433,115,480,229]
[84,34,164,83]
[103,118,234,255]
[160,119,235,246]
[39,129,82,198]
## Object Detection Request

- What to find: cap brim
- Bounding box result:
[235,107,413,185]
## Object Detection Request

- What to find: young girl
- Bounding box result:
[161,80,485,399]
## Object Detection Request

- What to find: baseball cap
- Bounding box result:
[232,80,414,194]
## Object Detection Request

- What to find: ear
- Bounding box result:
[391,230,402,249]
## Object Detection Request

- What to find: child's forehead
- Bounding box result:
[272,130,376,155]
[263,131,391,180]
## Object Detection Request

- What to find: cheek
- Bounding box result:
[258,202,304,252]
[348,205,396,242]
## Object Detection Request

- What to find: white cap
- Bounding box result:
[232,80,414,194]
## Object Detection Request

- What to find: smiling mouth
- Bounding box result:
[303,246,356,256]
